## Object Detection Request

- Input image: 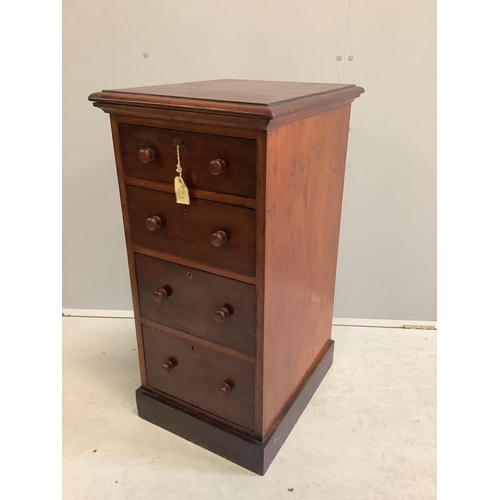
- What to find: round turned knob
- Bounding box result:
[214,307,231,323]
[138,148,155,163]
[209,159,227,176]
[217,382,232,398]
[153,288,168,303]
[211,230,227,247]
[160,359,175,374]
[145,215,162,231]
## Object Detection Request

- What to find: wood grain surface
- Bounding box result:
[143,324,256,431]
[91,80,364,467]
[125,186,256,277]
[102,79,356,105]
[260,104,352,436]
[89,79,364,129]
[135,253,257,356]
[119,124,257,198]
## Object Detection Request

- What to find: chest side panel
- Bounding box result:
[261,105,352,436]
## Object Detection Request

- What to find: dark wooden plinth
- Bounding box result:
[136,339,334,475]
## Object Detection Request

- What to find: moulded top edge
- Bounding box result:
[88,79,364,120]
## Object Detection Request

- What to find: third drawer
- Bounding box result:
[135,253,257,357]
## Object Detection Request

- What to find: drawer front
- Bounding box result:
[119,124,257,198]
[126,186,256,277]
[135,254,256,356]
[143,324,255,431]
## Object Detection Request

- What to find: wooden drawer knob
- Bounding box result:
[153,288,168,302]
[211,230,227,247]
[138,148,155,163]
[217,382,232,398]
[214,307,231,322]
[209,159,227,176]
[145,215,162,231]
[160,359,175,374]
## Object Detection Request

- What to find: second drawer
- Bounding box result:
[135,253,257,356]
[126,185,256,277]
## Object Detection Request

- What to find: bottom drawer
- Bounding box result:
[143,324,255,431]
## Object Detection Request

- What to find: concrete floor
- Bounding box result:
[63,317,436,499]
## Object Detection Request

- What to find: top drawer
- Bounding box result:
[118,124,257,198]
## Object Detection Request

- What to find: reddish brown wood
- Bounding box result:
[261,104,352,436]
[210,230,227,247]
[90,79,363,474]
[254,131,268,440]
[91,102,271,131]
[209,159,227,176]
[115,113,263,140]
[119,124,257,198]
[101,79,355,105]
[217,382,232,398]
[132,244,256,285]
[135,253,256,356]
[89,80,364,129]
[123,176,257,209]
[109,116,148,387]
[138,147,155,163]
[214,306,231,323]
[126,186,256,277]
[139,317,255,364]
[145,215,162,231]
[143,324,255,431]
[160,359,175,374]
[152,288,168,303]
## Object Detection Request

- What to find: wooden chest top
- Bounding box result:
[89,79,364,124]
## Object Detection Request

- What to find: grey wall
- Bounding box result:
[63,0,436,321]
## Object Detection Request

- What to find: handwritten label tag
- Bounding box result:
[174,176,190,205]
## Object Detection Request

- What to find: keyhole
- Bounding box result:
[184,205,188,211]
[187,272,192,280]
[191,345,194,351]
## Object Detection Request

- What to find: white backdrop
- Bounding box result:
[62,0,436,320]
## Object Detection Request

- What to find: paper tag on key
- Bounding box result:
[174,142,190,205]
[174,176,190,204]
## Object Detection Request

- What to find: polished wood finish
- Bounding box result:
[126,186,256,277]
[145,215,162,231]
[102,80,357,105]
[160,359,175,374]
[132,244,256,285]
[210,230,227,247]
[115,113,263,139]
[89,79,364,129]
[135,253,256,356]
[152,288,168,303]
[143,324,255,431]
[90,79,363,474]
[119,124,257,198]
[214,306,231,323]
[109,116,148,387]
[261,105,352,436]
[139,318,255,364]
[209,159,227,176]
[217,382,232,398]
[123,176,256,209]
[138,147,155,163]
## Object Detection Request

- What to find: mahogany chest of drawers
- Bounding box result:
[89,79,363,474]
